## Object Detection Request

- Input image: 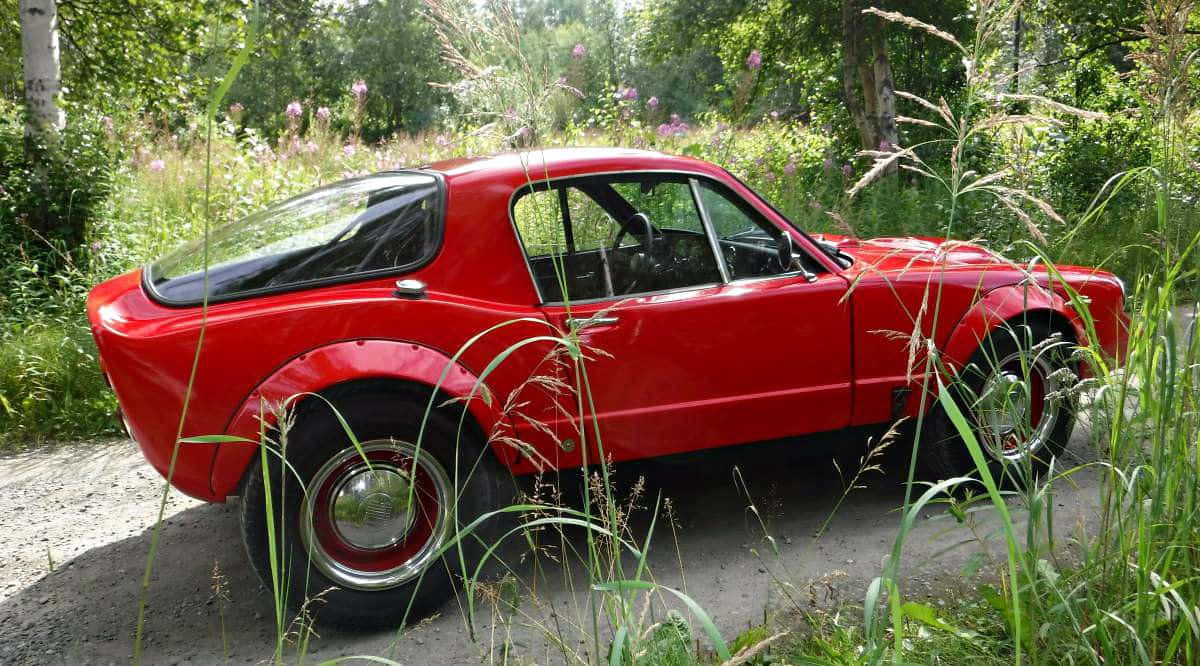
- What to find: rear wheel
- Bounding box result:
[921,320,1076,486]
[240,389,511,628]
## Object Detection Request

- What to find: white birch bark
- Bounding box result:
[20,0,65,137]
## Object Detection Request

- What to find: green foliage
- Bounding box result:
[0,319,116,448]
[0,98,118,278]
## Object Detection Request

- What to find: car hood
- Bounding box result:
[816,234,1014,272]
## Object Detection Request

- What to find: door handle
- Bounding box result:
[566,315,619,330]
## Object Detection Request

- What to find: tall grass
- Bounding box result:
[71,1,1200,665]
[837,1,1200,664]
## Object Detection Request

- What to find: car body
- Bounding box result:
[87,147,1128,624]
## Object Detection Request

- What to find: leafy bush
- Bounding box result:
[0,99,118,276]
[0,319,116,447]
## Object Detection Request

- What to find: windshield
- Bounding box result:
[146,172,442,304]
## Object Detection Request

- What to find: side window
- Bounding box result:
[696,180,794,280]
[511,175,724,302]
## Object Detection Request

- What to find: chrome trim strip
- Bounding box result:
[548,282,723,306]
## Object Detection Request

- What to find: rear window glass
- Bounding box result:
[146,172,442,304]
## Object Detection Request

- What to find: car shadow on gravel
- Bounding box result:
[0,425,1099,665]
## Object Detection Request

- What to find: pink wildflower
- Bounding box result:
[351,80,368,102]
[746,49,762,70]
[148,159,165,173]
[572,43,586,59]
[316,106,331,122]
[784,161,796,176]
[285,100,302,119]
[647,96,659,110]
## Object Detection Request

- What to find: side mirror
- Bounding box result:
[778,232,819,282]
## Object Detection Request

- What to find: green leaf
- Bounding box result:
[592,580,730,661]
[178,434,256,444]
[901,601,976,639]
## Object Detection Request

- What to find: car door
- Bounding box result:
[509,172,853,465]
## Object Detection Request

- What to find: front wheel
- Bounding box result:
[921,320,1077,486]
[240,390,511,628]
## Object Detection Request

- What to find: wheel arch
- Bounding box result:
[940,283,1084,377]
[210,338,516,500]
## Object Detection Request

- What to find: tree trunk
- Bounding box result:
[20,0,65,137]
[841,0,876,151]
[868,18,898,153]
[840,0,897,159]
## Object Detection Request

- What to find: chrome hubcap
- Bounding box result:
[975,351,1058,463]
[330,466,417,550]
[300,439,453,591]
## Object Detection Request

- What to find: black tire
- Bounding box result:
[240,386,512,629]
[920,319,1077,487]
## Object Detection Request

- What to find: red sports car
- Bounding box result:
[87,148,1128,626]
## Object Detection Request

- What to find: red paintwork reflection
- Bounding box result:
[86,148,1129,503]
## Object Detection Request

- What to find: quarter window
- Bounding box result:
[512,174,723,302]
[147,173,442,304]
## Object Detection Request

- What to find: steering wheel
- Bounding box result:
[776,231,796,271]
[612,212,656,254]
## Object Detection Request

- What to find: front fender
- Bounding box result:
[940,282,1085,374]
[208,338,511,500]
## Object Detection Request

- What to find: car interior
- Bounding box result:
[518,174,825,302]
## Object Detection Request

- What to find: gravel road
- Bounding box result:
[0,422,1104,665]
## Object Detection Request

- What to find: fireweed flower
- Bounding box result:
[286,100,302,119]
[316,107,331,122]
[572,43,586,58]
[765,172,777,182]
[657,115,690,137]
[823,157,834,170]
[746,49,762,70]
[784,161,796,176]
[342,144,356,157]
[842,163,853,177]
[148,159,165,173]
[435,134,450,147]
[623,87,638,101]
[647,96,659,110]
[351,80,368,102]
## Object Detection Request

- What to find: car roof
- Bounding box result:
[426,146,723,184]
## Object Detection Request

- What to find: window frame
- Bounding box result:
[142,170,447,307]
[690,176,820,284]
[508,170,825,305]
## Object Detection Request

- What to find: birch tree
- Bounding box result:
[19,0,65,136]
[841,0,898,153]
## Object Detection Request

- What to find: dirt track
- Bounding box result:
[0,417,1109,666]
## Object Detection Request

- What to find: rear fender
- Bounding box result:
[209,339,512,500]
